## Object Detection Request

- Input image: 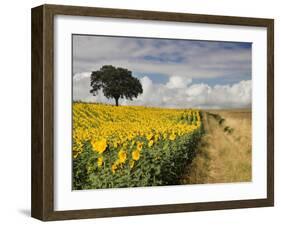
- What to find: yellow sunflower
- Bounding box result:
[91,138,107,154]
[132,149,140,161]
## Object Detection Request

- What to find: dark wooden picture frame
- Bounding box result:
[31,4,274,221]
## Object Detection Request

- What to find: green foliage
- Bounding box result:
[73,127,203,190]
[224,126,234,134]
[90,65,143,106]
[208,112,225,125]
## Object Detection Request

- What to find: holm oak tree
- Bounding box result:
[90,65,143,106]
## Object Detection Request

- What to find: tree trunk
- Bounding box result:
[114,97,119,106]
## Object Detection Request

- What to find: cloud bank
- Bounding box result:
[73,73,251,109]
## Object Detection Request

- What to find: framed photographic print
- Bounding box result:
[31,4,274,221]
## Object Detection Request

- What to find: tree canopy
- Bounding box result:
[90,65,143,106]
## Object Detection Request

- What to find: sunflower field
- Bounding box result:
[73,102,203,190]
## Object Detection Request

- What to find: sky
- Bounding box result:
[72,35,252,109]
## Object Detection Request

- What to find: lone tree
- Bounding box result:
[90,65,143,106]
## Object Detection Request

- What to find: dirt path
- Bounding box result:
[181,110,252,184]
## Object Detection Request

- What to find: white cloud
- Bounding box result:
[73,72,91,82]
[73,73,251,109]
[166,76,192,89]
[73,72,111,103]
